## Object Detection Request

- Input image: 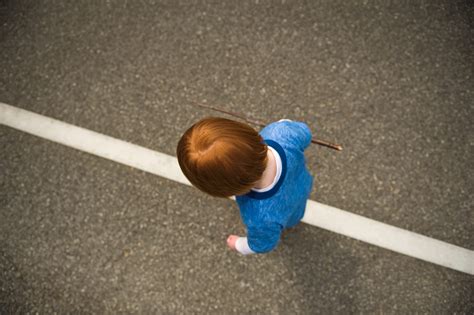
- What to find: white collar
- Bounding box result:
[251,146,282,193]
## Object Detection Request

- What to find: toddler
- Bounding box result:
[177,117,313,254]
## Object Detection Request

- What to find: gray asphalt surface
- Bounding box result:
[1,1,473,314]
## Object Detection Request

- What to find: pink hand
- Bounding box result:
[227,235,239,251]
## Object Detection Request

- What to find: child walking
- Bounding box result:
[177,117,313,254]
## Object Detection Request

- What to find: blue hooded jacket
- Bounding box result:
[235,120,314,253]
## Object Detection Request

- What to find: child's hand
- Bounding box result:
[226,235,239,251]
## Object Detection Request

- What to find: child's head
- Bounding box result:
[177,117,268,198]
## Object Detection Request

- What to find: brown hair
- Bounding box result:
[177,117,268,198]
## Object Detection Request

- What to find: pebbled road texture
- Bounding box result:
[1,1,473,313]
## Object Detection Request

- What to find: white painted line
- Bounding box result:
[1,102,473,275]
[302,202,474,275]
[0,102,191,186]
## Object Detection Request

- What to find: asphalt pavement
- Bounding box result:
[1,1,473,313]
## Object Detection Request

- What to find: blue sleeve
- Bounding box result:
[285,121,312,151]
[261,121,312,151]
[246,223,283,253]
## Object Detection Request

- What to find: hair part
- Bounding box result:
[177,117,268,198]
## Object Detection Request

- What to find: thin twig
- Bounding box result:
[189,101,343,151]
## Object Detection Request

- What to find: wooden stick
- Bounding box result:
[190,102,343,151]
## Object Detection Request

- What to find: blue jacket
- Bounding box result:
[236,120,314,253]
